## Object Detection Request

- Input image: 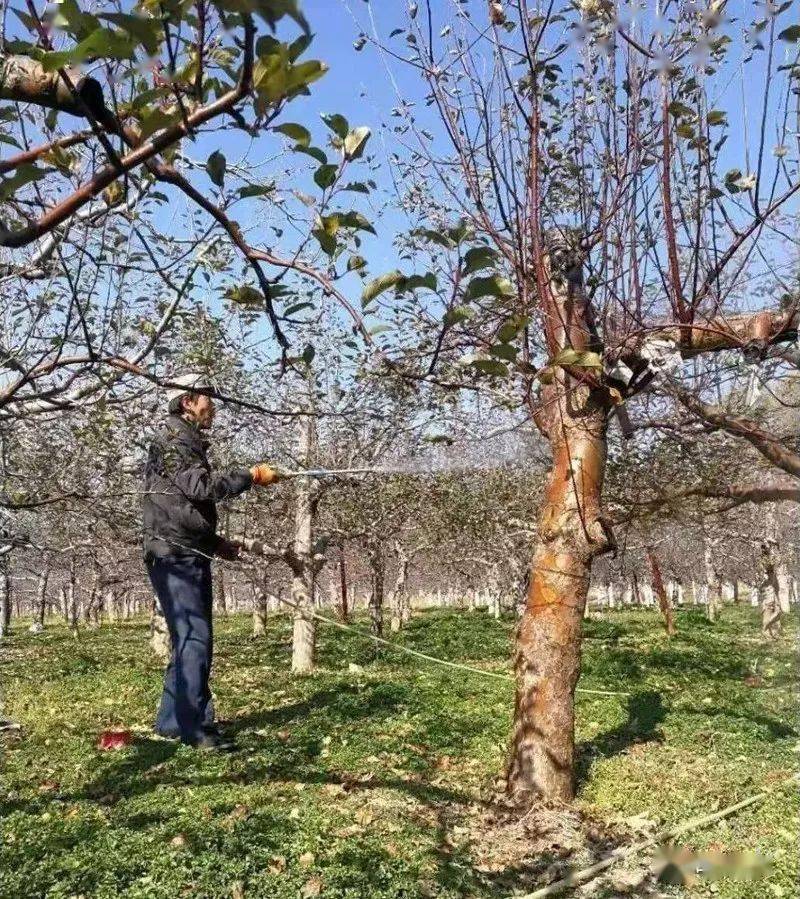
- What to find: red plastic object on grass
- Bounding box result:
[97,729,133,751]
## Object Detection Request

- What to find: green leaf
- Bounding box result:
[312,214,339,256]
[554,348,603,368]
[225,285,265,306]
[314,164,338,189]
[337,210,376,235]
[490,343,518,362]
[411,228,456,249]
[342,182,370,194]
[462,246,498,275]
[98,13,162,55]
[667,100,693,118]
[675,123,695,139]
[284,301,314,316]
[238,183,275,198]
[219,0,310,34]
[41,27,137,71]
[206,150,226,188]
[321,113,349,138]
[497,315,528,343]
[347,255,367,272]
[400,272,437,292]
[273,122,311,146]
[302,343,316,364]
[465,275,514,300]
[294,145,328,164]
[471,359,509,377]
[707,110,727,126]
[443,306,471,326]
[137,106,181,139]
[778,24,800,42]
[362,270,403,304]
[286,60,328,94]
[318,214,340,236]
[288,33,313,61]
[0,164,51,200]
[343,126,371,160]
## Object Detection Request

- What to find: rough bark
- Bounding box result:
[647,547,675,637]
[252,578,268,637]
[30,568,49,633]
[338,549,349,622]
[215,567,227,615]
[389,542,409,633]
[68,559,78,635]
[507,234,611,803]
[704,537,720,623]
[368,546,385,638]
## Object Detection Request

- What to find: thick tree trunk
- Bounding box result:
[389,543,409,633]
[760,512,784,638]
[0,561,11,639]
[647,547,675,637]
[252,578,268,637]
[291,407,318,675]
[338,549,349,621]
[215,567,227,615]
[704,537,720,623]
[506,235,611,803]
[31,569,49,633]
[68,560,79,635]
[368,547,385,638]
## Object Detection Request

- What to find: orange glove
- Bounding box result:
[250,463,281,486]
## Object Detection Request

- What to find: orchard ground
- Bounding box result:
[0,606,797,899]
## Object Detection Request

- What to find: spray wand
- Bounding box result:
[277,467,391,479]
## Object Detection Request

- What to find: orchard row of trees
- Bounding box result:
[2,0,799,802]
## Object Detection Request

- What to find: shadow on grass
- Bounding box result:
[576,690,667,787]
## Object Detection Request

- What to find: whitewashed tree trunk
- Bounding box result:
[704,538,720,623]
[28,569,49,633]
[106,589,117,623]
[606,581,615,609]
[291,406,318,675]
[252,580,268,637]
[68,559,79,634]
[389,543,409,633]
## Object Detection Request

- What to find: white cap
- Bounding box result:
[165,372,216,405]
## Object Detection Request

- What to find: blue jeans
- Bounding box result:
[146,555,215,743]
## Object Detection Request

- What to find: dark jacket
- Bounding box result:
[142,414,252,559]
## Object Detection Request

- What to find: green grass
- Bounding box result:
[0,606,796,898]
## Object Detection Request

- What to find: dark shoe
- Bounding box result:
[153,727,181,741]
[192,732,239,753]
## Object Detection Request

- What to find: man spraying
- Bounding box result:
[142,373,279,752]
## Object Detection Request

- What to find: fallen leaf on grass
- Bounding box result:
[170,834,188,849]
[268,855,286,874]
[301,875,323,897]
[298,851,315,868]
[354,807,374,826]
[38,780,60,793]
